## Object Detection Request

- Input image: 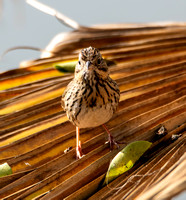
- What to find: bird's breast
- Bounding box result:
[63,76,120,128]
[75,103,114,128]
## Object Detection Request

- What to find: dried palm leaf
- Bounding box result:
[0,1,185,199]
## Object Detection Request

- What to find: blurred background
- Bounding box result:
[1,0,186,71]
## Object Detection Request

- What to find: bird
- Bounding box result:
[61,46,120,159]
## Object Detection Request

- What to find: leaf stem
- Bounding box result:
[26,0,91,30]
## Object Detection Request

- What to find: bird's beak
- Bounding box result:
[86,61,91,70]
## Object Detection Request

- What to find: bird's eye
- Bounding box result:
[97,58,101,65]
[78,61,81,65]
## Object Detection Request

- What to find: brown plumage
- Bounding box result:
[62,47,120,158]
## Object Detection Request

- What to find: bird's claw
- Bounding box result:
[106,134,120,149]
[106,135,126,150]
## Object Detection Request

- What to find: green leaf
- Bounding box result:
[104,141,152,185]
[54,59,116,73]
[54,61,76,73]
[0,162,13,177]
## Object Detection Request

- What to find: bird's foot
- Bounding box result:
[76,141,84,159]
[102,124,126,150]
[106,135,126,150]
[107,134,120,149]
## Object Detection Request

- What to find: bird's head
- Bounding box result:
[75,47,109,81]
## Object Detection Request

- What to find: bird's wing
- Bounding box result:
[61,79,75,109]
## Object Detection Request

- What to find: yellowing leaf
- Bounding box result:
[0,115,67,148]
[0,87,65,115]
[104,141,152,184]
[0,69,63,91]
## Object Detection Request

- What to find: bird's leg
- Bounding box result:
[76,126,83,159]
[102,124,120,149]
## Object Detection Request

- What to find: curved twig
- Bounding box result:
[0,46,58,61]
[26,0,91,30]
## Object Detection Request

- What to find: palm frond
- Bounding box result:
[0,3,185,199]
